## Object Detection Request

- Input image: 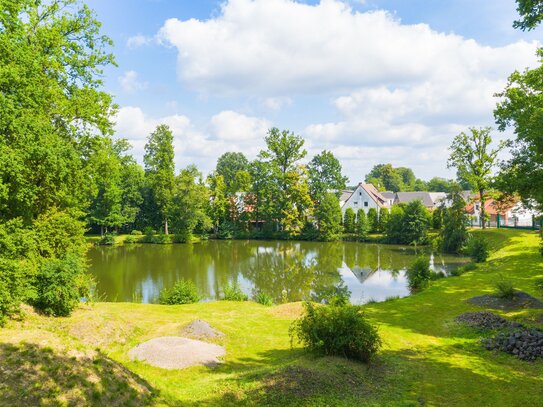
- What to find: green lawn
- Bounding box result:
[1,229,542,406]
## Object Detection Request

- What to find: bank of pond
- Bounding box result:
[88,239,470,305]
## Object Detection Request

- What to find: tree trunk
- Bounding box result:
[100,225,104,237]
[479,189,486,229]
[164,217,169,235]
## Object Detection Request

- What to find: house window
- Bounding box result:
[359,192,362,196]
[475,204,480,211]
[354,202,358,205]
[364,201,369,207]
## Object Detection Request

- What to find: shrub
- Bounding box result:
[172,230,192,243]
[159,279,201,305]
[222,282,249,301]
[33,255,90,317]
[367,208,378,233]
[290,302,381,363]
[495,277,516,300]
[466,236,490,263]
[378,208,390,233]
[124,235,138,244]
[96,233,116,246]
[356,209,369,241]
[153,233,172,244]
[343,208,356,234]
[406,256,431,290]
[301,221,319,241]
[131,230,143,236]
[253,291,274,306]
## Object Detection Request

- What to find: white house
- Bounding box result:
[341,183,390,217]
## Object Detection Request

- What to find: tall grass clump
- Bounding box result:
[290,302,381,363]
[159,279,201,304]
[222,282,248,301]
[253,290,274,306]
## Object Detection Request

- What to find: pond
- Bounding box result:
[88,240,469,305]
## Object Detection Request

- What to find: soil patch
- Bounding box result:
[128,336,225,369]
[467,291,543,310]
[455,312,522,330]
[180,320,224,340]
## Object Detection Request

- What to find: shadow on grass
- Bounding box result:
[0,342,156,406]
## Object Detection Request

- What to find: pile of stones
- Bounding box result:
[483,328,543,361]
[455,312,521,330]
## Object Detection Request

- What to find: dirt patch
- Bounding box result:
[467,291,543,311]
[128,336,225,369]
[268,302,305,319]
[455,312,522,330]
[180,320,224,340]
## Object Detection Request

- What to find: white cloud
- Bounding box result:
[114,107,270,173]
[119,70,148,93]
[262,97,293,111]
[127,34,152,48]
[157,0,537,96]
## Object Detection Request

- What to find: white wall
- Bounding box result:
[341,185,380,218]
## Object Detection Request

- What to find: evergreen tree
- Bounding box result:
[343,208,356,234]
[378,208,390,232]
[315,193,343,241]
[367,208,379,233]
[356,209,369,241]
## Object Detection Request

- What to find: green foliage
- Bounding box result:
[406,256,431,290]
[131,230,143,236]
[97,233,116,246]
[367,208,379,233]
[172,231,193,243]
[427,177,454,193]
[440,188,469,254]
[33,255,91,317]
[494,277,516,300]
[124,235,138,244]
[432,207,444,230]
[513,0,543,30]
[215,152,250,195]
[534,277,543,291]
[315,193,343,241]
[355,209,369,241]
[343,208,356,234]
[378,208,390,233]
[222,282,249,301]
[253,291,274,306]
[450,263,477,277]
[159,279,201,305]
[448,127,505,229]
[307,150,347,201]
[153,233,172,245]
[386,201,429,245]
[365,164,427,192]
[144,125,175,234]
[290,302,381,363]
[466,236,490,263]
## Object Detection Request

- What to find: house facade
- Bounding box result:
[341,183,389,217]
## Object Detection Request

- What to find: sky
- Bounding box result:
[89,0,542,183]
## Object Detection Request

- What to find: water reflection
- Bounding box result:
[88,240,469,305]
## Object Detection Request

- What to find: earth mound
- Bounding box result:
[180,320,224,339]
[467,291,543,310]
[128,336,225,369]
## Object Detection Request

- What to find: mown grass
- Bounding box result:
[1,229,542,406]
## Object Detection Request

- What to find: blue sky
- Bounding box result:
[89,0,542,182]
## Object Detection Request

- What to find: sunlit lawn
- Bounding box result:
[1,229,542,406]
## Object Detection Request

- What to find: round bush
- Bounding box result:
[466,236,490,263]
[406,256,431,290]
[290,302,381,363]
[159,280,201,305]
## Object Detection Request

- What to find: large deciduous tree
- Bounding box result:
[144,124,175,234]
[215,152,249,195]
[513,0,543,30]
[448,127,505,229]
[307,150,348,201]
[0,0,115,322]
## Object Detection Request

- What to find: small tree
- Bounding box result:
[385,205,405,243]
[378,208,390,232]
[356,209,369,241]
[441,188,469,254]
[367,208,379,233]
[316,193,343,241]
[432,207,444,230]
[343,208,356,233]
[401,200,430,245]
[448,127,505,229]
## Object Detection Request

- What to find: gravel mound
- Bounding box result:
[467,291,543,310]
[180,320,224,339]
[483,328,543,361]
[455,312,522,330]
[128,336,225,369]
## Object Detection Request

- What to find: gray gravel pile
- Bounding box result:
[455,312,522,330]
[483,328,543,361]
[180,320,224,339]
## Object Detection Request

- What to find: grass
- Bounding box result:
[1,229,542,405]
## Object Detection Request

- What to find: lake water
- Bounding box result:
[88,240,469,305]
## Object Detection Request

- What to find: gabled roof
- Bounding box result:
[381,191,395,200]
[340,189,354,202]
[359,183,389,208]
[395,192,434,207]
